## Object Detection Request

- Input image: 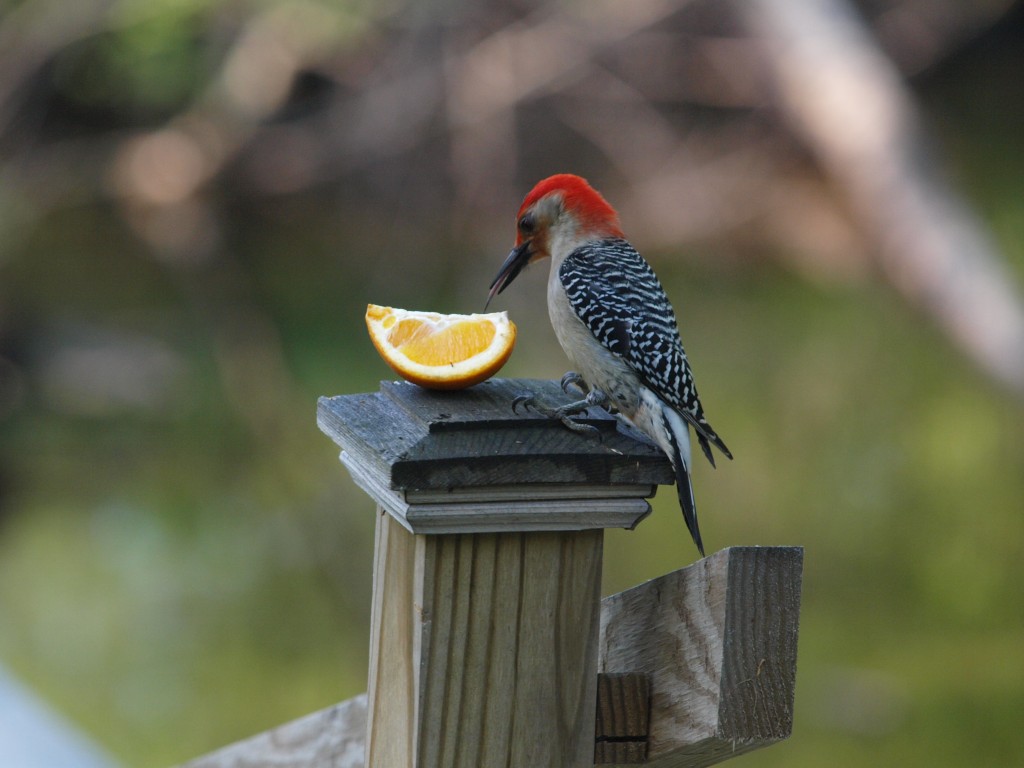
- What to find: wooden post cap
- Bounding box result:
[317,379,675,534]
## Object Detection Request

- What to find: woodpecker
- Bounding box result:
[485,173,731,556]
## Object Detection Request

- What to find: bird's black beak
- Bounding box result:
[485,241,533,310]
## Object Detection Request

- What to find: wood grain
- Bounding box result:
[595,673,651,764]
[596,672,651,739]
[599,546,803,767]
[366,512,604,768]
[595,741,649,764]
[180,385,801,768]
[178,694,367,768]
[179,547,803,768]
[364,505,418,767]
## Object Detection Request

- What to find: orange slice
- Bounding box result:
[365,304,517,390]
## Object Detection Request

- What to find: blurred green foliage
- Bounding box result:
[0,2,1023,767]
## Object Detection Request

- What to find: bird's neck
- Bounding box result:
[547,225,592,271]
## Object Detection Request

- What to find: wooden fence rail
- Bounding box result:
[181,380,803,768]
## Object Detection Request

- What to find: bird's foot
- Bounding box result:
[512,387,611,436]
[558,372,619,414]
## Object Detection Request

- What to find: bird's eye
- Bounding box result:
[518,213,536,234]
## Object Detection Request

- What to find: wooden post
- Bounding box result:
[179,379,803,768]
[366,516,603,766]
[318,379,673,768]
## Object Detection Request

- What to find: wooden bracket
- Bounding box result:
[599,546,803,767]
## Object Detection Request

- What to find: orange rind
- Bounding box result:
[365,304,516,389]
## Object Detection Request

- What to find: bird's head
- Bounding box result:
[486,174,623,308]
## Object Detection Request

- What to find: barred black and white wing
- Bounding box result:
[558,238,732,465]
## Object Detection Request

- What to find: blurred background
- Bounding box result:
[0,0,1022,765]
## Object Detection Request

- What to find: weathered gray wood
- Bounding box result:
[366,511,603,768]
[177,547,802,768]
[599,546,803,767]
[378,378,609,433]
[340,450,654,533]
[179,385,800,768]
[404,483,656,503]
[179,694,367,768]
[317,379,674,492]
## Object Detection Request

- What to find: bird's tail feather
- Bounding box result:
[660,406,705,557]
[697,433,716,468]
[691,419,732,467]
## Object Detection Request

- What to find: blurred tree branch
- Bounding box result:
[743,0,1024,394]
[0,0,115,136]
[1,0,1022,395]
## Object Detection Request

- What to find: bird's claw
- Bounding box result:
[512,393,552,417]
[559,371,589,397]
